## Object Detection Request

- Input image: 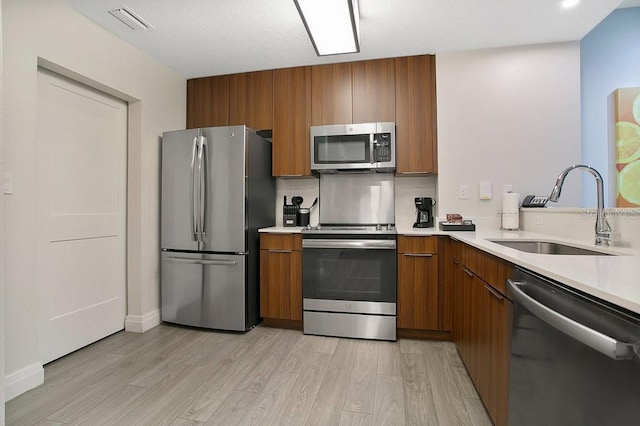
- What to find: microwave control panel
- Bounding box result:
[374,133,392,162]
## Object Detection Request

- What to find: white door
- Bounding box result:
[36,68,127,364]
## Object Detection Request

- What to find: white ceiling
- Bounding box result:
[64,0,640,79]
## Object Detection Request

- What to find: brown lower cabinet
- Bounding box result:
[450,239,512,426]
[259,233,302,329]
[397,236,439,331]
[397,236,453,340]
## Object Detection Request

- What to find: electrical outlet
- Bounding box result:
[459,184,468,200]
[503,184,513,193]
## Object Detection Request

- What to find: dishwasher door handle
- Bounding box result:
[508,279,636,360]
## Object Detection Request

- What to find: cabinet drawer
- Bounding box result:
[460,243,511,295]
[398,236,439,254]
[260,233,302,251]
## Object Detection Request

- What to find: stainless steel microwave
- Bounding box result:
[310,122,395,173]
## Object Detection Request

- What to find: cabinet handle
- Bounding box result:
[463,268,474,277]
[268,249,292,253]
[452,258,459,265]
[484,284,504,301]
[403,253,433,257]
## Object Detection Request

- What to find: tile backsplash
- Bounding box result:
[521,208,640,249]
[275,177,320,226]
[395,175,438,230]
[275,175,438,229]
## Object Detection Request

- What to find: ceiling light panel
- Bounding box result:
[561,0,580,9]
[294,0,360,56]
[108,6,153,31]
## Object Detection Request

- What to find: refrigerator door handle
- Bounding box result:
[164,256,238,266]
[194,135,205,243]
[190,136,199,241]
[199,136,208,240]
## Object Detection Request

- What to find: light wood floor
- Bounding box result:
[6,324,491,425]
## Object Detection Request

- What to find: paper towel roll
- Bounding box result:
[502,193,520,215]
[501,213,519,230]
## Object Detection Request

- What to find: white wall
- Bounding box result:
[436,42,582,227]
[3,0,185,400]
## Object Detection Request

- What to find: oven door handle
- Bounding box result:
[302,239,396,250]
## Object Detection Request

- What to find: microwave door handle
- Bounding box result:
[370,134,375,164]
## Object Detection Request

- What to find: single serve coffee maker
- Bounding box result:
[413,197,435,228]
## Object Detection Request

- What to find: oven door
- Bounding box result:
[302,237,397,340]
[302,238,397,305]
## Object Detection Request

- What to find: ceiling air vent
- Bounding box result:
[108,6,153,31]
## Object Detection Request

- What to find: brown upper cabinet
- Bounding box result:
[311,62,353,125]
[272,67,312,177]
[229,70,273,130]
[395,55,438,174]
[311,59,397,126]
[352,58,396,123]
[185,54,438,174]
[186,75,230,129]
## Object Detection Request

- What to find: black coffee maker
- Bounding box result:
[413,197,435,228]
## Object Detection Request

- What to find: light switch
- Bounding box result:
[459,184,468,200]
[479,180,492,200]
[2,172,13,195]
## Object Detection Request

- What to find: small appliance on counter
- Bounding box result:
[282,196,297,227]
[413,197,435,228]
[283,195,317,227]
[296,197,317,227]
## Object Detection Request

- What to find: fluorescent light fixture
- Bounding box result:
[108,6,153,30]
[560,0,580,8]
[294,0,360,56]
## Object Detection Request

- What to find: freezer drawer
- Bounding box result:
[161,251,247,331]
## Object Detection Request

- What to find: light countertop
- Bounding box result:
[260,225,640,314]
[258,226,305,234]
[397,226,640,315]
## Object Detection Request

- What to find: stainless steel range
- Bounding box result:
[301,173,397,341]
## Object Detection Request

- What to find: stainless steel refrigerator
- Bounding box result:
[160,125,274,331]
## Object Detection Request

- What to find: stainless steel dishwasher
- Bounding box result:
[507,268,640,425]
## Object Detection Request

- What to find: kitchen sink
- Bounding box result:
[488,239,613,256]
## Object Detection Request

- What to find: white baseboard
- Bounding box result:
[125,309,161,333]
[5,363,44,402]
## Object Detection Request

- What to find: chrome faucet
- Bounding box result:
[549,164,611,245]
